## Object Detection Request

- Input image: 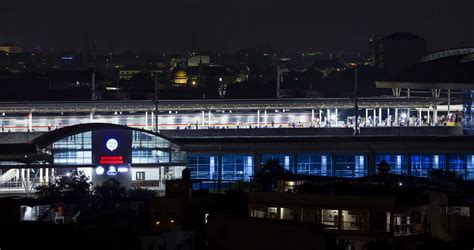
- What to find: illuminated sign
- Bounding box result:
[117,166,129,173]
[95,166,105,175]
[107,166,117,176]
[92,129,132,187]
[99,156,124,164]
[106,138,119,152]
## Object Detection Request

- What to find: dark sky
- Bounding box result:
[1,0,473,52]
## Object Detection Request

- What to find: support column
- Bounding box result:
[365,109,369,126]
[407,154,412,176]
[311,109,315,122]
[418,109,422,126]
[40,168,43,184]
[445,154,450,172]
[264,110,268,126]
[427,109,431,126]
[373,109,376,127]
[335,109,338,126]
[368,151,376,176]
[387,108,390,126]
[327,109,331,125]
[29,113,32,131]
[89,112,94,122]
[395,108,399,126]
[378,108,382,125]
[151,111,154,131]
[319,110,322,124]
[254,153,262,175]
[45,168,49,184]
[208,110,212,127]
[434,108,438,125]
[201,111,205,126]
[257,110,260,127]
[145,111,148,130]
[407,108,411,126]
[293,153,299,174]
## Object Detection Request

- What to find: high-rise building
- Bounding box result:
[369,32,427,76]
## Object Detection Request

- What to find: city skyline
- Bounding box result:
[1,0,473,52]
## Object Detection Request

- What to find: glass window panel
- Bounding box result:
[333,154,367,178]
[261,154,293,172]
[375,154,409,175]
[297,154,332,176]
[411,154,446,178]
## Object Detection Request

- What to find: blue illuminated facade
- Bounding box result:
[44,127,474,183]
[187,152,474,182]
[53,130,186,166]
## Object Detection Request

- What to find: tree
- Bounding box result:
[128,187,157,200]
[378,160,390,174]
[36,171,92,204]
[254,160,287,191]
[429,169,458,181]
[93,178,126,208]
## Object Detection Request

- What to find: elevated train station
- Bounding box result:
[0,48,474,195]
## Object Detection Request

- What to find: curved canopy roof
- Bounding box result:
[376,48,474,90]
[31,123,181,148]
[420,48,474,63]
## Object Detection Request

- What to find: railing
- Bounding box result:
[132,180,163,188]
[0,169,18,183]
[0,180,24,190]
[394,224,419,236]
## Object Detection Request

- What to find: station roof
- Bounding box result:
[0,97,449,114]
[31,123,181,148]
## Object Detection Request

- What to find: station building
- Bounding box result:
[1,48,474,193]
[0,124,187,192]
[1,123,474,195]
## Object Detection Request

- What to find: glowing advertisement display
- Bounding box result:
[92,129,132,187]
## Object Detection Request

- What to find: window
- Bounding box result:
[333,155,367,178]
[375,154,408,175]
[261,154,293,172]
[136,171,145,180]
[187,154,218,180]
[297,154,332,176]
[221,155,254,181]
[443,206,470,217]
[411,155,445,177]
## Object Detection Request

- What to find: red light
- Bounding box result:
[99,156,124,164]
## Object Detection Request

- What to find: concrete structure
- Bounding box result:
[0,98,462,132]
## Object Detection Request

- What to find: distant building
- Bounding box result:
[0,44,23,53]
[171,66,189,86]
[188,55,210,67]
[170,57,187,70]
[369,32,427,76]
[119,65,162,80]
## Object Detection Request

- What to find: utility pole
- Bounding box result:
[354,64,359,135]
[91,69,96,100]
[276,65,281,99]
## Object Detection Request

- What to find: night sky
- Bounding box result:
[1,0,473,52]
